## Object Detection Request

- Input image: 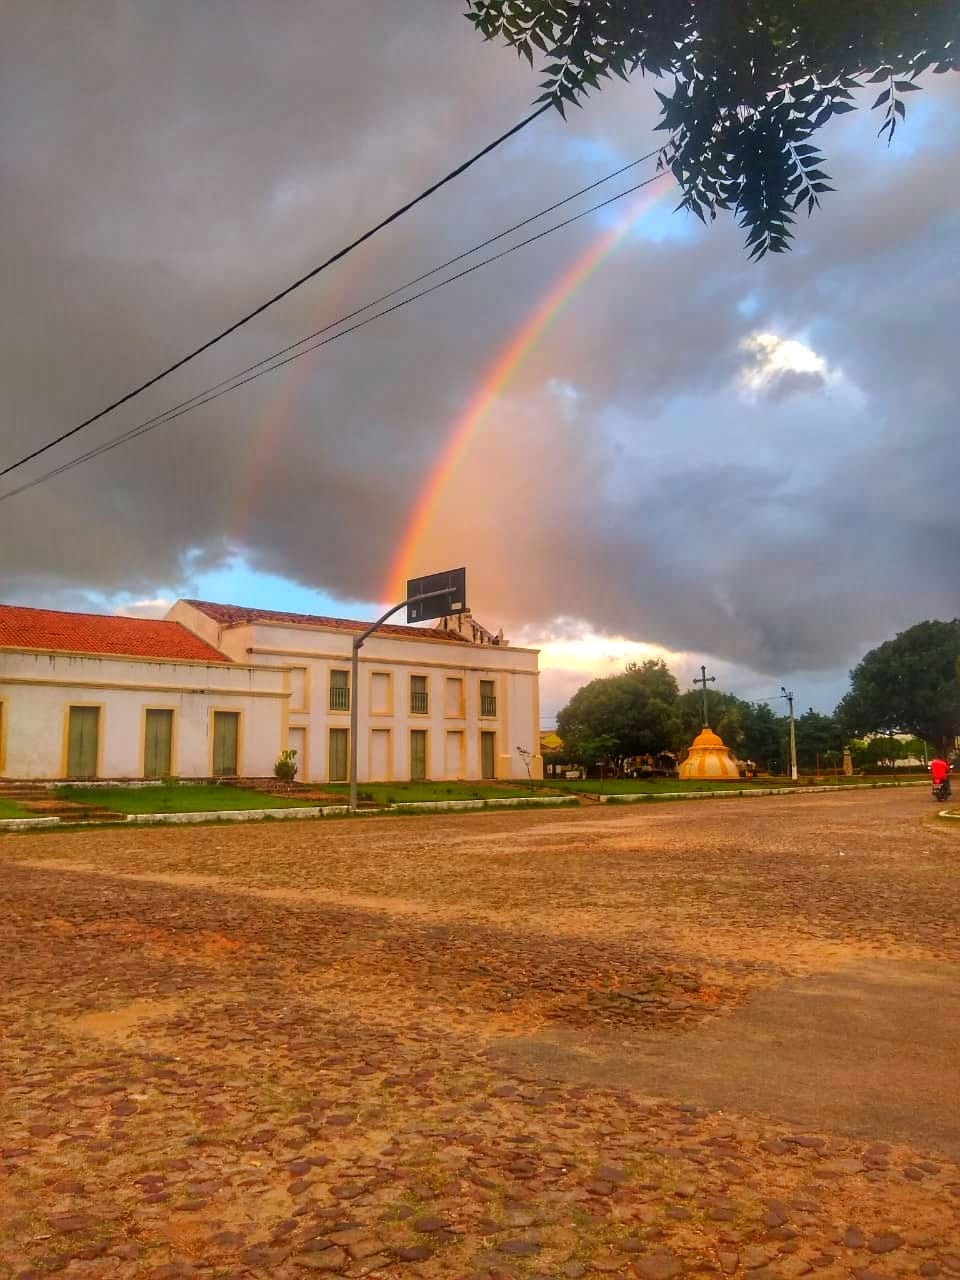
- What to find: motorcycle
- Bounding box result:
[932,776,952,802]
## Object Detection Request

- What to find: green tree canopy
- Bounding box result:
[850,735,924,771]
[465,1,957,257]
[739,701,787,773]
[793,709,844,770]
[836,619,960,754]
[557,658,679,766]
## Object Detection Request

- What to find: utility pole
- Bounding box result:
[781,686,798,781]
[693,664,716,728]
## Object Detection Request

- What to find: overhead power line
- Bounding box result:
[9,145,660,486]
[0,103,551,484]
[0,164,671,506]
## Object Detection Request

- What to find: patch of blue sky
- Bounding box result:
[180,554,380,620]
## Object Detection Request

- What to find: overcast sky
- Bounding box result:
[2,3,958,721]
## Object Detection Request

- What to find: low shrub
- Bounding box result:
[274,749,299,783]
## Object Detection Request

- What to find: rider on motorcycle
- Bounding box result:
[930,754,951,799]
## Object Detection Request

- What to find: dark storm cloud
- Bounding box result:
[0,3,958,690]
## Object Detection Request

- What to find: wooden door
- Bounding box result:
[328,727,348,782]
[410,730,427,781]
[67,706,100,778]
[212,711,239,777]
[144,709,173,777]
[480,731,496,780]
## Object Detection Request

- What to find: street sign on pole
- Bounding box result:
[405,567,466,623]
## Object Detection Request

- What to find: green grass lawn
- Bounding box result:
[536,775,876,794]
[323,781,541,805]
[54,784,313,814]
[0,799,31,819]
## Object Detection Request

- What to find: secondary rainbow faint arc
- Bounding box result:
[384,177,670,603]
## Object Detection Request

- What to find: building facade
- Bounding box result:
[0,600,542,783]
[167,600,542,784]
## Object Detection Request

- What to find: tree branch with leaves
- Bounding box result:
[465,1,957,257]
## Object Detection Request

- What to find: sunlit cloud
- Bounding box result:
[112,598,173,619]
[738,331,831,402]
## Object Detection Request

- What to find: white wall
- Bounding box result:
[0,649,286,779]
[169,604,543,783]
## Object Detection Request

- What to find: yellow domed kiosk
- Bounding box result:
[678,726,741,781]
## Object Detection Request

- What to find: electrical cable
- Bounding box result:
[0,103,552,483]
[9,145,661,482]
[0,166,671,505]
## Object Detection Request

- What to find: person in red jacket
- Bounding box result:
[930,756,949,783]
[930,755,951,796]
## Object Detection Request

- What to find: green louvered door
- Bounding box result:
[67,706,100,778]
[410,730,427,782]
[144,709,173,778]
[212,711,239,777]
[480,731,496,780]
[328,728,348,782]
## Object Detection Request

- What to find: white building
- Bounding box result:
[0,600,542,783]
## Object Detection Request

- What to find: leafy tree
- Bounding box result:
[836,619,960,755]
[793,709,844,770]
[625,656,679,703]
[851,734,908,771]
[465,1,957,256]
[557,664,679,766]
[739,701,787,773]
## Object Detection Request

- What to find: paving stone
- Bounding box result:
[395,1244,434,1261]
[501,1240,541,1256]
[354,1255,391,1276]
[294,1246,348,1271]
[412,1216,449,1233]
[780,1259,812,1278]
[633,1251,683,1280]
[743,1247,777,1270]
[868,1235,902,1255]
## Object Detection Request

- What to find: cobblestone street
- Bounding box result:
[2,790,958,1279]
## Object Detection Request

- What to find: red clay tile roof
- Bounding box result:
[183,599,471,643]
[0,604,231,663]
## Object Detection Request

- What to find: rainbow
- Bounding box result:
[384,177,670,603]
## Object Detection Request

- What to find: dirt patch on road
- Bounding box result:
[67,996,186,1042]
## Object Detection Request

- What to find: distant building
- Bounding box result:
[0,600,542,783]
